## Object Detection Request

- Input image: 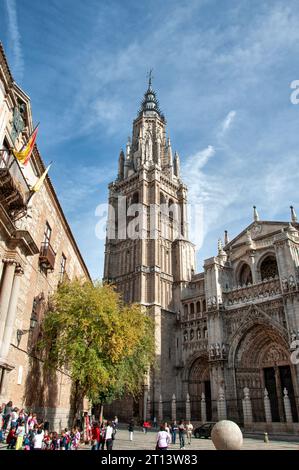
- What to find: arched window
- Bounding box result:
[183,330,188,342]
[202,300,206,312]
[238,263,253,285]
[190,303,194,315]
[203,327,208,339]
[260,255,278,281]
[184,304,188,316]
[168,199,174,221]
[196,328,201,340]
[190,329,194,341]
[196,301,201,313]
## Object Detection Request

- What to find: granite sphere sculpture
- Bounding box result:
[211,420,243,450]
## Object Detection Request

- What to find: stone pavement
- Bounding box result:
[81,428,299,451]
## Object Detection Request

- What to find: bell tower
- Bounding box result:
[103,75,195,417]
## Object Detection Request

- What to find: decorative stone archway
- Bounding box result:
[187,355,211,421]
[233,323,298,423]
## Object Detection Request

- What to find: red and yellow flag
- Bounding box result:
[13,126,38,165]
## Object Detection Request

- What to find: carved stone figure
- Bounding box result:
[289,275,296,289]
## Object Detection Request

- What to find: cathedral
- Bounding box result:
[103,78,299,432]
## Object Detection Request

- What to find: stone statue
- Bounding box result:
[210,345,215,358]
[281,277,288,291]
[289,275,296,289]
[215,343,221,357]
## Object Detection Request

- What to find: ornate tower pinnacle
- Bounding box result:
[290,205,297,223]
[253,205,259,222]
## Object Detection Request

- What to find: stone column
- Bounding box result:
[242,387,253,425]
[264,388,272,423]
[158,394,163,423]
[171,394,176,423]
[283,388,293,423]
[0,267,22,358]
[201,392,207,423]
[186,393,191,421]
[217,386,227,421]
[143,386,148,421]
[147,396,151,421]
[0,261,16,352]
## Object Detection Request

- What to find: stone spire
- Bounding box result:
[218,239,226,259]
[224,230,229,245]
[126,136,131,159]
[118,149,124,180]
[290,205,297,223]
[174,152,180,178]
[253,205,259,222]
[166,137,173,165]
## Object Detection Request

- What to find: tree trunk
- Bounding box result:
[72,380,85,428]
[99,403,104,424]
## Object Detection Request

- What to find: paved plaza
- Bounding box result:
[82,428,299,451]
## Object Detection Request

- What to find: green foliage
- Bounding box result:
[40,280,155,405]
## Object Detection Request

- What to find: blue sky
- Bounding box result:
[1,0,299,279]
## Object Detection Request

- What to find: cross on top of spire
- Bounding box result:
[147,69,154,89]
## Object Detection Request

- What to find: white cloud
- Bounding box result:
[220,110,236,135]
[5,0,24,80]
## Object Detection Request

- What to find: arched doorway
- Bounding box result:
[188,356,212,421]
[234,324,298,423]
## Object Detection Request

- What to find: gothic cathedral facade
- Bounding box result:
[103,80,299,430]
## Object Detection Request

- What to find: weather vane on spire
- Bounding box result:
[147,68,154,87]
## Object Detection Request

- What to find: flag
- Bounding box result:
[31,163,51,192]
[13,126,38,165]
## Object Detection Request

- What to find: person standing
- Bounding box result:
[186,421,193,445]
[156,425,171,451]
[105,421,114,450]
[171,421,178,444]
[91,422,100,450]
[178,421,186,449]
[32,428,44,450]
[128,420,134,441]
[15,420,26,450]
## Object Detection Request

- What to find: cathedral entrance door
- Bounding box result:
[264,365,298,422]
[264,367,280,422]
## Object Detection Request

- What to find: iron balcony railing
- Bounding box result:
[39,242,56,271]
[0,150,31,218]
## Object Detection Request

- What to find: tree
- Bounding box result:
[39,280,155,422]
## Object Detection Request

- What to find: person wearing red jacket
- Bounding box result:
[91,422,101,450]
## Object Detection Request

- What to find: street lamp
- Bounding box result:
[16,316,38,345]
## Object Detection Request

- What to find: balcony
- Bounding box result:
[39,242,56,271]
[223,276,281,307]
[0,151,31,219]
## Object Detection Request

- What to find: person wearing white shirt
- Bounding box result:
[156,425,171,450]
[105,422,114,450]
[33,429,44,450]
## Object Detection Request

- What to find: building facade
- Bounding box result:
[0,43,90,429]
[104,79,299,431]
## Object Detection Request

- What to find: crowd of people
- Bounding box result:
[1,400,194,451]
[0,401,118,451]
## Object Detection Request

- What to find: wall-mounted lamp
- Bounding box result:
[16,316,38,346]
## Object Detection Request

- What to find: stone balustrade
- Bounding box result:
[223,276,281,307]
